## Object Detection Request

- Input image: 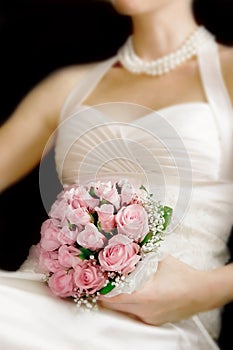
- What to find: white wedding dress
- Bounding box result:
[0,37,232,350]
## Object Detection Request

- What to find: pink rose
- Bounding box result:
[68,186,100,210]
[49,196,69,222]
[57,226,77,245]
[76,223,105,251]
[74,261,106,294]
[98,234,140,275]
[38,249,62,273]
[120,182,135,205]
[58,245,81,268]
[66,207,91,227]
[115,204,149,242]
[40,219,61,251]
[48,269,75,297]
[93,181,120,209]
[95,204,116,232]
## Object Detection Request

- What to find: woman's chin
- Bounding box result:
[110,0,171,17]
[110,0,148,16]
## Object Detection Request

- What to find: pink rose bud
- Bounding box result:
[74,261,106,294]
[76,223,106,251]
[66,207,91,227]
[115,204,149,242]
[95,204,116,231]
[48,269,75,298]
[58,245,81,268]
[40,219,61,251]
[57,226,78,245]
[98,234,140,275]
[94,181,120,209]
[120,182,135,205]
[49,196,69,222]
[38,249,62,273]
[66,186,100,210]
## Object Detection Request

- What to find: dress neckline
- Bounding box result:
[78,101,210,124]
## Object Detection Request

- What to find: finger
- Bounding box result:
[99,300,137,315]
[99,301,141,322]
[98,292,138,304]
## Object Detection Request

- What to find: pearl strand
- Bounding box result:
[118,26,213,76]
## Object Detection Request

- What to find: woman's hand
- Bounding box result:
[99,255,232,326]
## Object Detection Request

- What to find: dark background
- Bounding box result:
[0,0,232,348]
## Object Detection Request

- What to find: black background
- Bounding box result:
[0,0,232,348]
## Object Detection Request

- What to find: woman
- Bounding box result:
[0,0,233,349]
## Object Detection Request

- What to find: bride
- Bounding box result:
[0,0,233,349]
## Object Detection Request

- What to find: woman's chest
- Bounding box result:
[83,63,207,116]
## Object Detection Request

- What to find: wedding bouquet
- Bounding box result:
[37,179,172,309]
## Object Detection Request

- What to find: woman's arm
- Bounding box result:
[220,45,233,104]
[0,63,95,193]
[100,256,233,325]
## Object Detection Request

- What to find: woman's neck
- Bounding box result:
[131,1,198,60]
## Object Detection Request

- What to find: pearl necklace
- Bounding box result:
[118,26,213,76]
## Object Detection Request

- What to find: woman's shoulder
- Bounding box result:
[34,61,101,127]
[47,61,98,92]
[49,55,116,89]
[218,44,233,104]
[45,58,111,108]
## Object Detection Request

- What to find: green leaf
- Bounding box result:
[97,221,102,230]
[139,184,148,192]
[78,247,94,260]
[162,206,173,230]
[89,187,99,199]
[139,231,153,247]
[89,213,94,223]
[68,222,77,231]
[100,199,108,205]
[89,187,95,197]
[99,280,115,295]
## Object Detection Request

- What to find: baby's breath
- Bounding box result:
[137,190,166,254]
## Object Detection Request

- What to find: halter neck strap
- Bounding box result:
[197,38,233,180]
[60,56,118,121]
